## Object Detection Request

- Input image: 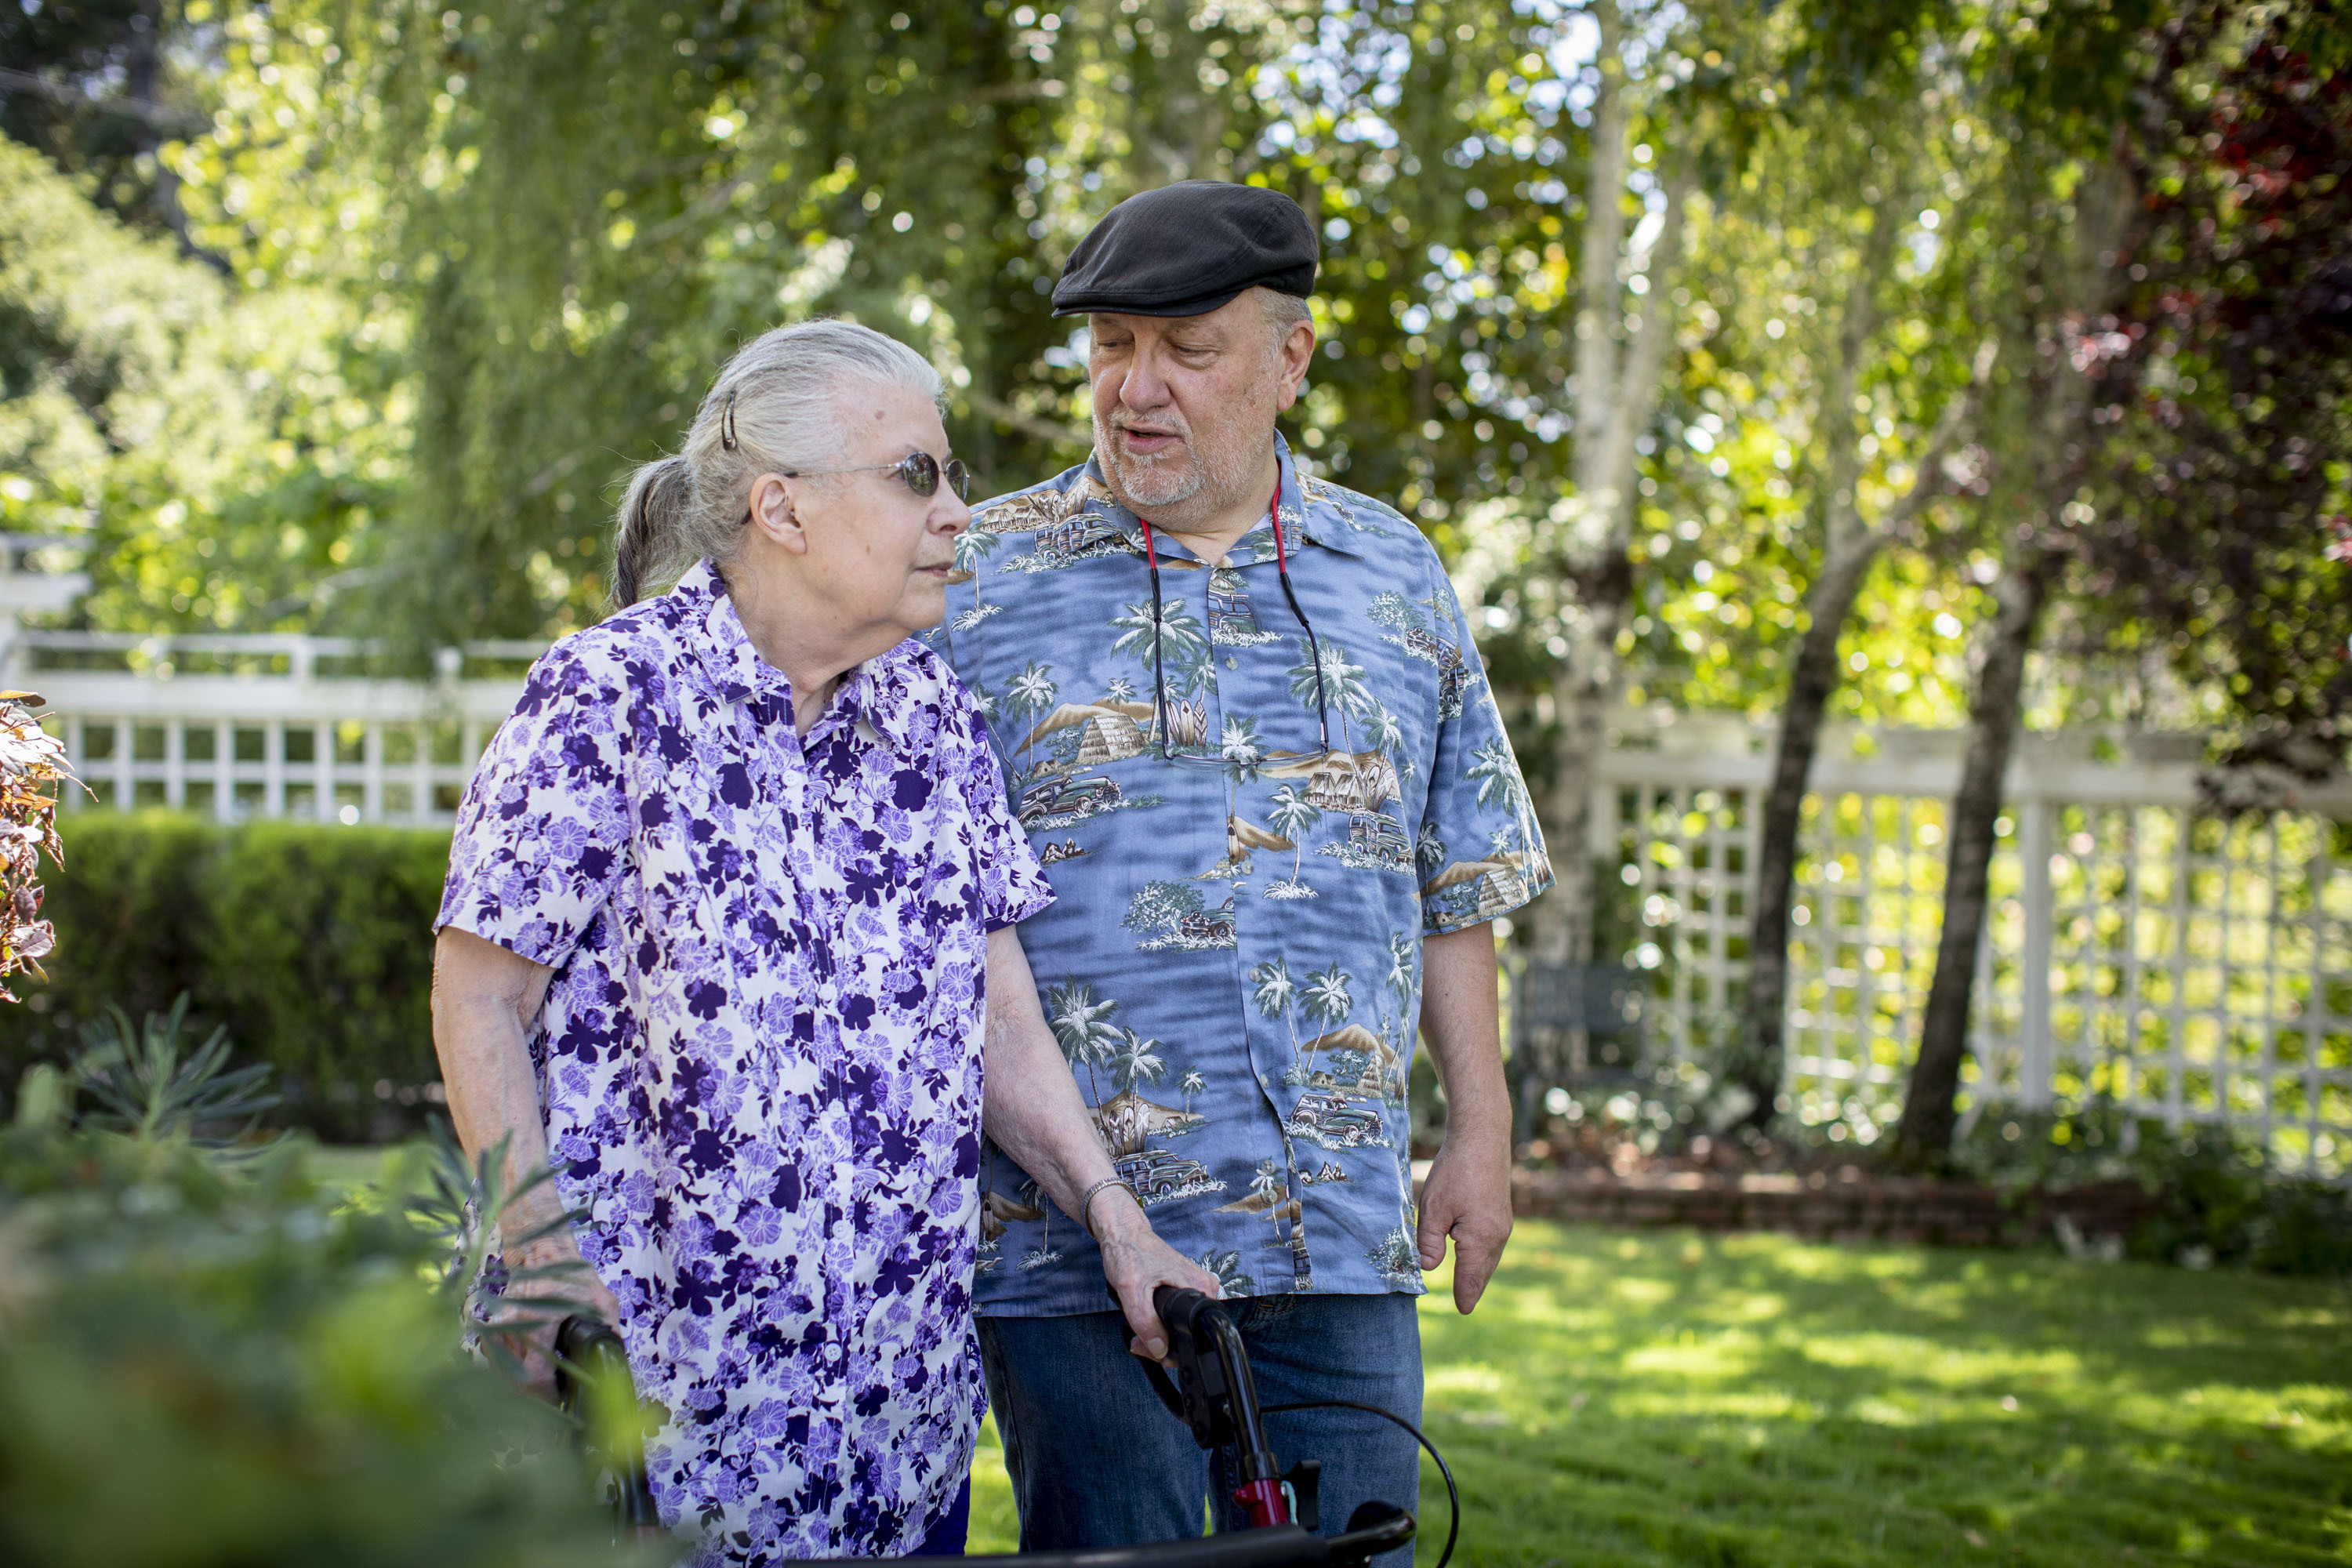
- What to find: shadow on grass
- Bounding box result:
[1415,1223,2352,1567]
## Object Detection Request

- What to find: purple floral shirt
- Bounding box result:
[436,559,1051,1562]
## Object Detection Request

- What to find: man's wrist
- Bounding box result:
[1436,1111,1513,1154]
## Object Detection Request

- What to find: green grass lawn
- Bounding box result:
[966,1221,2352,1566]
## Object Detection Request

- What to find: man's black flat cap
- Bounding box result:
[1053,180,1318,318]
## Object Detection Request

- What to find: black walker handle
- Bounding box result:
[554,1315,663,1534]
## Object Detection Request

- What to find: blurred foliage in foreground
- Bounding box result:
[0,1032,656,1568]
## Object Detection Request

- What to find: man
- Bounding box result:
[927,181,1552,1555]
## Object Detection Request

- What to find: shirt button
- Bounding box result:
[1225,655,1239,670]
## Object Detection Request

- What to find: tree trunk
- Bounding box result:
[1890,157,2132,1167]
[1735,539,1884,1116]
[1737,318,1990,1127]
[1890,547,2054,1168]
[1731,217,1884,1123]
[1516,0,1694,1141]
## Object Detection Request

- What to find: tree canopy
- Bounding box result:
[3,0,2345,1152]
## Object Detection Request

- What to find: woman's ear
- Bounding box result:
[746,474,811,555]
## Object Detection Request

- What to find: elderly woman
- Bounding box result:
[431,320,1213,1563]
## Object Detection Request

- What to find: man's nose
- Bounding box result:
[1119,350,1172,412]
[932,491,972,535]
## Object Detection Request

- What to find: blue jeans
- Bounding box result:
[978,1294,1421,1568]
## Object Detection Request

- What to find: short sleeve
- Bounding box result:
[953,689,1054,931]
[1416,568,1555,935]
[436,649,633,968]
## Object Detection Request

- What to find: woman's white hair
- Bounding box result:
[612,320,943,607]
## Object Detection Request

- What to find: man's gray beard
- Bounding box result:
[1094,415,1202,513]
[1095,415,1254,522]
[1107,452,1202,512]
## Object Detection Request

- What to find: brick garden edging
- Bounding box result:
[1508,1165,2163,1249]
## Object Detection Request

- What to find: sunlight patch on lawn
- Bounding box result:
[1620,1329,1763,1378]
[1847,1395,1922,1425]
[1425,1364,1504,1396]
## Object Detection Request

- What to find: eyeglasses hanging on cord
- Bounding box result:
[1138,485,1331,768]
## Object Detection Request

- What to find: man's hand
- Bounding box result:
[1414,920,1515,1314]
[1415,1129,1513,1312]
[1094,1190,1223,1361]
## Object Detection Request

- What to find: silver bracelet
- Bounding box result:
[1079,1175,1141,1240]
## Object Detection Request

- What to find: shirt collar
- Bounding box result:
[1069,434,1372,568]
[673,557,924,757]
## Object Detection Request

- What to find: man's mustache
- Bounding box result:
[1103,410,1191,445]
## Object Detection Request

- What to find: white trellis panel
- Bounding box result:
[1597,712,2352,1176]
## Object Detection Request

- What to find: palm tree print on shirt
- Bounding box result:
[1006,661,1058,733]
[1247,1159,1287,1208]
[1300,964,1353,1079]
[1262,784,1322,900]
[1377,934,1416,1102]
[1220,716,1265,809]
[948,518,1005,631]
[1214,1158,1310,1291]
[1018,1175,1062,1271]
[1250,956,1298,1054]
[1045,978,1120,1099]
[1106,1027,1168,1095]
[1287,637,1370,751]
[1197,1247,1255,1298]
[1467,736,1530,820]
[1111,598,1210,741]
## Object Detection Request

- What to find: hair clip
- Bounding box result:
[720,389,739,452]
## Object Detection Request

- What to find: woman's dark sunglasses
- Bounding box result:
[782,450,972,499]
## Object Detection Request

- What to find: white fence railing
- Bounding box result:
[35,633,527,825]
[1600,711,2352,1176]
[34,626,2352,1175]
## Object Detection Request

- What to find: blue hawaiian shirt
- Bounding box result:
[925,437,1552,1312]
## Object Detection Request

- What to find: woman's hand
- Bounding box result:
[502,1230,629,1403]
[434,927,622,1403]
[1091,1189,1223,1363]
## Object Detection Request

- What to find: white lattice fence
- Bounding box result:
[27,624,2352,1175]
[1598,714,2352,1176]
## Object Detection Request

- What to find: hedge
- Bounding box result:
[0,813,453,1142]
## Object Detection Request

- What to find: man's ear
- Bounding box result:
[746,474,810,555]
[1273,321,1316,413]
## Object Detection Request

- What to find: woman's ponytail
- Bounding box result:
[605,320,945,613]
[612,455,695,608]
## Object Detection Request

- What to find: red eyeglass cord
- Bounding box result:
[1138,484,1287,572]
